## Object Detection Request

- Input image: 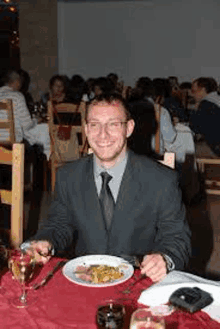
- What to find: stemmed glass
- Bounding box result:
[8,249,37,308]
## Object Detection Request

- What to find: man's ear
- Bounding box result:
[126,119,135,138]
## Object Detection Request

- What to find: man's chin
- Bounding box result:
[93,150,117,163]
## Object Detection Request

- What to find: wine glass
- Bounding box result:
[8,249,37,308]
[96,299,126,329]
[129,308,165,329]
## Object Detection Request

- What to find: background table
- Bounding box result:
[1,257,220,328]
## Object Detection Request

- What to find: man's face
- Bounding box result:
[191,82,207,102]
[85,101,134,167]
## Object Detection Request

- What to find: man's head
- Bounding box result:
[85,93,135,168]
[1,70,21,91]
[191,77,218,102]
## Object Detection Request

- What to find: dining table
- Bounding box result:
[0,257,220,329]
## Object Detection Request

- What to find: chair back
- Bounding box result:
[0,99,15,146]
[159,152,175,169]
[0,143,24,248]
[48,101,87,192]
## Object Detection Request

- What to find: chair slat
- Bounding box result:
[0,99,15,144]
[0,190,12,205]
[0,122,11,128]
[0,146,12,164]
[0,102,8,110]
[0,143,24,248]
[11,143,24,248]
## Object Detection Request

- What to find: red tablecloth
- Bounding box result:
[0,257,220,329]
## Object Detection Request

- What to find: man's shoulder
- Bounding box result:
[200,99,220,111]
[129,151,177,181]
[57,154,92,177]
[0,88,24,102]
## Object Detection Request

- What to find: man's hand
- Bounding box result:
[26,240,52,264]
[140,254,167,282]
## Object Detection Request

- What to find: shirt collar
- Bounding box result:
[94,152,128,180]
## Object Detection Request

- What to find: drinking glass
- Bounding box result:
[96,299,126,329]
[8,249,36,308]
[129,308,165,329]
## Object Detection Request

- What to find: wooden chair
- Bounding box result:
[48,101,88,192]
[0,99,15,146]
[0,143,24,248]
[196,157,220,195]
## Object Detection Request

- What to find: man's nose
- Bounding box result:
[99,124,109,137]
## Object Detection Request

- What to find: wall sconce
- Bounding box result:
[3,0,11,3]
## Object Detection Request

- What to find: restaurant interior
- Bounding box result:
[0,0,220,327]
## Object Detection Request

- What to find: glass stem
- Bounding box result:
[20,283,27,304]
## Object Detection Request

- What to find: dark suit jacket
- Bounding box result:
[190,100,220,155]
[34,151,191,270]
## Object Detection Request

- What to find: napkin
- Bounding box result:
[138,270,220,322]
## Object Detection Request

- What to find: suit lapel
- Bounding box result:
[109,151,142,231]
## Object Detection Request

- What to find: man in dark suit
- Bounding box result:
[190,77,220,156]
[27,92,191,282]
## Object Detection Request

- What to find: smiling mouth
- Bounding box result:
[97,144,113,147]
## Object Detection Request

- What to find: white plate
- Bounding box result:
[62,255,134,287]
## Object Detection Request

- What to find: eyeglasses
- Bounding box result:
[87,121,127,134]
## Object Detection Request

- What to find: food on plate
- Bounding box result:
[74,264,124,283]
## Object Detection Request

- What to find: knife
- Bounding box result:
[32,260,67,290]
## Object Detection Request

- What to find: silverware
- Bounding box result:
[122,273,146,294]
[32,260,67,290]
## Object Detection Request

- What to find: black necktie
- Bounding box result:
[99,172,115,230]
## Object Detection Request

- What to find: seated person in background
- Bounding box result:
[106,73,119,90]
[69,74,86,104]
[128,80,157,156]
[0,69,39,147]
[41,74,71,111]
[93,77,115,97]
[25,92,191,283]
[128,76,153,103]
[150,79,177,155]
[18,69,35,116]
[179,82,195,112]
[106,73,124,95]
[190,77,220,156]
[159,77,188,122]
[82,77,96,102]
[0,70,46,194]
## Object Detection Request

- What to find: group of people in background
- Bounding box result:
[1,68,220,204]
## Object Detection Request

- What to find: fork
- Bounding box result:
[122,273,146,294]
